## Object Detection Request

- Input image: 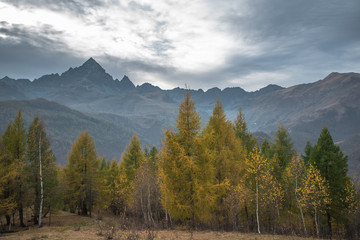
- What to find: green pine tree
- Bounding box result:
[309,126,350,237]
[234,107,257,154]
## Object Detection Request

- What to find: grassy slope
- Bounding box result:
[2,211,320,240]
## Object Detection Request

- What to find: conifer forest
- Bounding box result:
[1,93,359,239]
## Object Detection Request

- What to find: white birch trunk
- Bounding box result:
[39,133,44,227]
[256,178,261,234]
[314,207,319,238]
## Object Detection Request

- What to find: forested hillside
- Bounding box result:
[0,98,136,164]
[1,95,359,239]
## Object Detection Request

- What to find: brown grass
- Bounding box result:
[0,211,320,240]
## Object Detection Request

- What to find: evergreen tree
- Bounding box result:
[273,123,295,173]
[260,137,271,159]
[27,117,58,226]
[309,126,350,237]
[302,141,312,166]
[234,107,257,154]
[64,131,99,216]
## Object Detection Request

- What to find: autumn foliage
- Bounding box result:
[1,95,359,239]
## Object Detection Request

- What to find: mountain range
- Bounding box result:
[1,58,359,176]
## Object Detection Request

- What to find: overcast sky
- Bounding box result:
[0,0,359,91]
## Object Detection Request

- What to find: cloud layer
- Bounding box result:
[0,0,359,91]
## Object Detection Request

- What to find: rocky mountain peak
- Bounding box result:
[81,57,104,72]
[119,75,135,90]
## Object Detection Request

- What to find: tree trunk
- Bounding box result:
[140,187,147,223]
[147,182,154,225]
[49,207,51,226]
[19,205,25,227]
[82,202,88,216]
[314,207,319,238]
[295,178,307,236]
[5,215,10,226]
[244,203,250,232]
[8,215,11,232]
[256,178,261,234]
[327,211,332,239]
[39,133,44,227]
[89,184,92,218]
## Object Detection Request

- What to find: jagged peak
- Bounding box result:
[80,57,105,71]
[119,75,135,89]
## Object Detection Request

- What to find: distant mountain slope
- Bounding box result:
[0,98,137,165]
[1,58,359,176]
[234,72,360,145]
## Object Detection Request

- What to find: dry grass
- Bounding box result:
[0,212,320,240]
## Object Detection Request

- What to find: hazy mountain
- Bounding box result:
[0,98,137,165]
[1,58,359,176]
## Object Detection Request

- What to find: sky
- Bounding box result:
[0,0,359,91]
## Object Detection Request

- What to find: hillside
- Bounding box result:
[0,58,359,175]
[0,98,137,165]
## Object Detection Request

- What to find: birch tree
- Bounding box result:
[27,117,57,226]
[298,164,330,238]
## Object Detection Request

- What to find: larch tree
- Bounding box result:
[202,100,246,227]
[159,92,214,227]
[2,111,28,227]
[64,131,99,217]
[119,133,144,207]
[101,158,126,215]
[27,117,57,226]
[0,136,17,228]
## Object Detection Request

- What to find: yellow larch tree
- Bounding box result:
[159,92,215,227]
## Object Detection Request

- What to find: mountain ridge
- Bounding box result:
[1,57,359,176]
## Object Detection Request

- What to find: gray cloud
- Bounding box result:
[0,0,359,91]
[201,0,360,89]
[0,22,83,79]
